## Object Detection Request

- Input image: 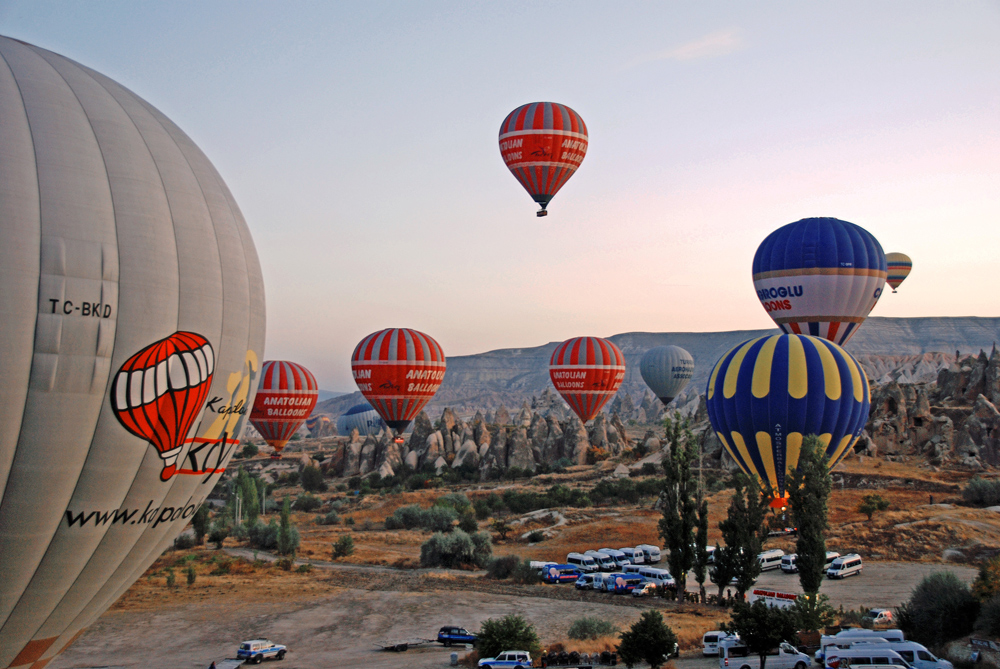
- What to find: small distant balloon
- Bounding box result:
[639,345,694,407]
[336,403,386,437]
[249,361,319,458]
[351,328,446,432]
[549,336,625,423]
[753,217,887,346]
[499,101,588,217]
[884,252,912,293]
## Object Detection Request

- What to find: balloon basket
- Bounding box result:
[270,454,282,460]
[536,209,547,217]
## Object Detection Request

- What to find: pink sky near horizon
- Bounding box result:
[2,2,998,390]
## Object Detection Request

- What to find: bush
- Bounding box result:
[436,492,471,512]
[246,519,280,550]
[568,616,618,640]
[174,532,196,550]
[208,521,229,549]
[527,530,545,543]
[191,504,210,544]
[296,563,312,573]
[277,470,299,486]
[639,462,659,477]
[618,610,678,669]
[458,513,479,533]
[301,465,327,492]
[964,477,1000,507]
[425,505,459,532]
[511,560,540,584]
[857,493,890,520]
[345,516,355,526]
[333,534,355,559]
[386,504,458,532]
[420,530,492,568]
[186,564,196,586]
[165,568,176,588]
[974,556,1000,601]
[293,493,322,512]
[486,555,521,579]
[477,614,541,660]
[240,442,259,459]
[316,510,340,526]
[896,571,979,645]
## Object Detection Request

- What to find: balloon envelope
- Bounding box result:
[705,334,870,504]
[753,217,887,346]
[0,35,264,667]
[885,252,912,292]
[249,361,318,455]
[336,403,386,437]
[351,328,446,432]
[499,101,587,216]
[549,336,626,423]
[639,345,694,406]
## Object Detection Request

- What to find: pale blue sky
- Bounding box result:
[2,2,998,390]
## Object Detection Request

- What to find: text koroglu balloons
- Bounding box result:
[336,403,386,438]
[705,334,870,507]
[549,336,626,423]
[351,328,446,432]
[885,252,912,293]
[753,217,887,346]
[639,345,694,406]
[0,35,265,667]
[249,361,318,458]
[499,101,588,217]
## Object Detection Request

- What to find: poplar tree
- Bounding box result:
[787,435,832,598]
[658,414,697,600]
[717,472,768,601]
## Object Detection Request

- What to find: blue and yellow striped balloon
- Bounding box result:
[705,334,870,505]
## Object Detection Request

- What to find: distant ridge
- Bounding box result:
[314,317,1000,419]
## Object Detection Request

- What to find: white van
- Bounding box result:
[622,564,644,576]
[598,548,631,568]
[720,638,811,669]
[847,642,952,669]
[637,544,662,563]
[585,550,617,571]
[823,647,909,669]
[816,630,906,664]
[638,567,675,587]
[574,573,598,590]
[781,551,840,574]
[827,554,863,579]
[757,549,785,572]
[529,560,556,575]
[619,547,645,565]
[566,552,598,573]
[704,631,735,656]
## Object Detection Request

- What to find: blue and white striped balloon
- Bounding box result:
[336,403,386,437]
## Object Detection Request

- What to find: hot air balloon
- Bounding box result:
[499,101,588,217]
[351,328,446,432]
[639,345,694,406]
[336,403,387,437]
[0,35,264,668]
[250,361,319,458]
[753,217,887,346]
[549,336,626,423]
[705,334,870,508]
[885,252,912,293]
[306,415,332,438]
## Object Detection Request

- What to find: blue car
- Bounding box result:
[236,639,286,663]
[438,626,477,647]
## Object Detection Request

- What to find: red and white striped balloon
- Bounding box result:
[351,328,446,432]
[249,361,318,457]
[549,336,626,423]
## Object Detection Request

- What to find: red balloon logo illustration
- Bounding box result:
[111,332,215,480]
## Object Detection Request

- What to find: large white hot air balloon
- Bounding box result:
[0,35,265,668]
[639,345,694,406]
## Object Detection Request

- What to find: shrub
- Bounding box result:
[511,560,540,584]
[477,614,541,660]
[527,530,545,543]
[976,595,1000,635]
[348,476,362,490]
[174,532,196,550]
[277,471,299,486]
[191,504,210,544]
[208,521,229,549]
[246,519,280,550]
[316,510,340,526]
[420,530,492,568]
[301,465,327,492]
[384,515,404,530]
[568,616,618,640]
[345,516,355,526]
[277,497,300,556]
[896,571,979,645]
[486,555,521,579]
[640,462,659,477]
[294,493,322,512]
[240,442,259,459]
[333,534,355,559]
[618,610,677,669]
[425,505,459,532]
[436,492,471,512]
[165,568,176,588]
[296,563,312,573]
[186,564,196,586]
[392,504,427,529]
[973,556,1000,601]
[458,513,479,533]
[964,477,1000,507]
[857,493,890,521]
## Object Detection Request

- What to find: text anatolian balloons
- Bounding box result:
[884,252,912,293]
[705,334,869,507]
[336,403,387,438]
[549,336,626,423]
[753,217,887,346]
[499,101,588,217]
[639,345,694,406]
[0,36,265,668]
[351,328,446,432]
[249,361,318,458]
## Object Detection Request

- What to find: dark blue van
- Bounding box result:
[542,564,581,584]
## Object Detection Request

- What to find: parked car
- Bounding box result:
[720,638,810,669]
[704,631,736,656]
[637,544,662,563]
[574,573,598,590]
[845,640,952,669]
[598,548,632,568]
[585,549,617,571]
[236,639,287,664]
[478,650,532,668]
[638,567,675,588]
[632,581,659,598]
[566,552,599,573]
[822,646,909,669]
[619,547,645,565]
[816,630,906,664]
[437,626,477,647]
[542,564,581,584]
[781,552,840,574]
[757,549,785,572]
[862,608,894,627]
[827,554,863,579]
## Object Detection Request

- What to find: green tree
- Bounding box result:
[786,434,833,618]
[240,442,259,459]
[896,571,979,646]
[191,504,211,545]
[973,555,1000,601]
[657,414,698,600]
[208,520,229,549]
[186,563,197,586]
[617,610,678,669]
[693,488,710,603]
[477,614,541,660]
[332,534,354,559]
[857,493,890,521]
[790,594,836,632]
[718,473,768,601]
[235,467,261,523]
[277,497,299,556]
[491,516,511,541]
[725,599,797,669]
[301,465,327,492]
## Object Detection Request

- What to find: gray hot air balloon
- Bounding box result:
[336,403,387,438]
[0,35,265,668]
[639,345,694,406]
